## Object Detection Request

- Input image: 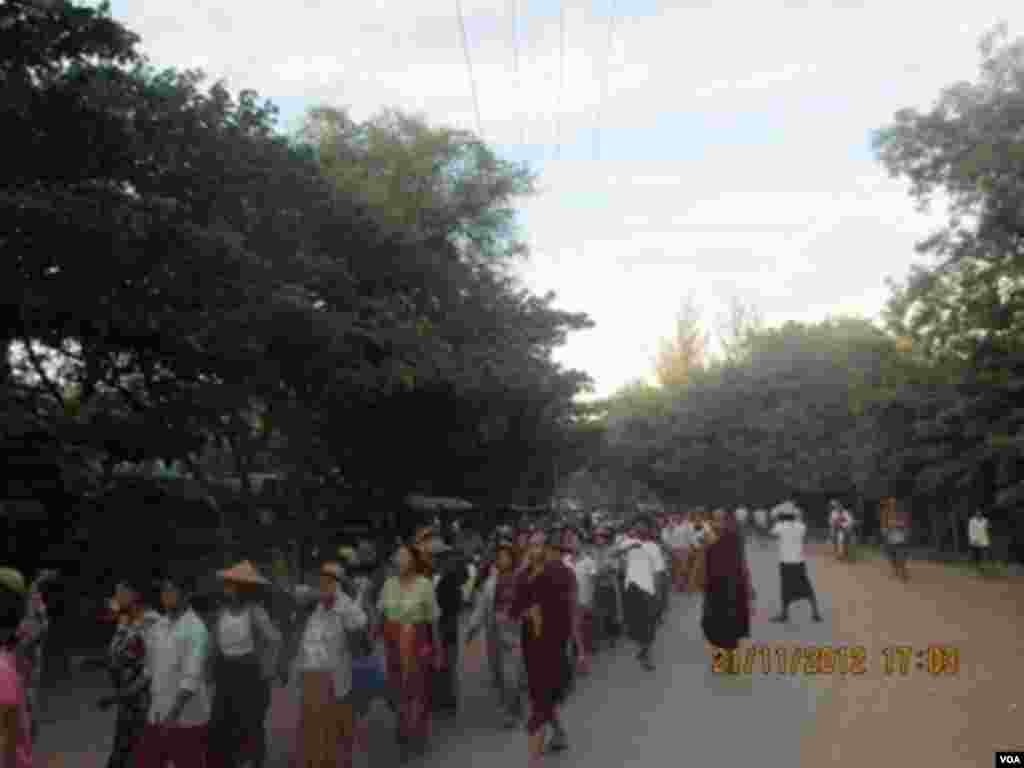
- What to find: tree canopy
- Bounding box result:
[2,0,595,566]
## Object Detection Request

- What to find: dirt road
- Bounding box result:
[801,544,1024,766]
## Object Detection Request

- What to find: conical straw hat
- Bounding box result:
[216,560,270,586]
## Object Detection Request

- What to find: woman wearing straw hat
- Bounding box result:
[0,567,33,768]
[209,561,283,768]
[293,561,368,768]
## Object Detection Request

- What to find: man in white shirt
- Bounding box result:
[769,507,823,624]
[613,519,660,670]
[644,531,668,626]
[568,541,597,665]
[133,572,212,768]
[754,508,768,531]
[968,510,992,571]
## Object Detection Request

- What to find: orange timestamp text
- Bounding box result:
[710,644,960,676]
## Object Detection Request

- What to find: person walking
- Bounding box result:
[881,502,911,582]
[591,527,622,651]
[208,561,283,768]
[0,567,33,768]
[768,504,824,624]
[465,539,527,729]
[95,576,161,768]
[376,542,442,762]
[734,507,750,534]
[14,568,57,744]
[292,561,368,768]
[701,510,754,669]
[132,570,213,768]
[968,509,992,573]
[828,500,843,556]
[836,505,855,561]
[514,532,575,765]
[614,519,660,671]
[431,541,466,717]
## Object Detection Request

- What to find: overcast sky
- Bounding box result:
[108,0,1022,397]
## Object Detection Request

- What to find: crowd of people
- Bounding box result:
[0,502,832,768]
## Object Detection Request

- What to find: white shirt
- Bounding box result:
[146,608,212,726]
[572,555,598,608]
[754,509,768,527]
[644,540,667,573]
[615,537,657,595]
[297,588,368,699]
[735,508,749,525]
[771,520,807,564]
[217,609,255,658]
[968,516,990,548]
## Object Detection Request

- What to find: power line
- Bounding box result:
[456,0,484,139]
[594,0,618,161]
[554,0,567,160]
[517,0,527,145]
[509,0,524,145]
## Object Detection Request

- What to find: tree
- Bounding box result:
[874,23,1024,557]
[716,296,763,365]
[301,106,535,269]
[300,106,595,505]
[653,295,708,388]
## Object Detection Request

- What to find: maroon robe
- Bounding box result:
[513,561,575,734]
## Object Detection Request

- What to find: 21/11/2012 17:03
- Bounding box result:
[710,645,960,675]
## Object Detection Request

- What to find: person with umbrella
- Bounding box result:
[208,561,283,768]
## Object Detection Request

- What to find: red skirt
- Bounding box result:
[381,620,433,742]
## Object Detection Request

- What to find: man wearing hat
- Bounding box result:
[208,561,283,768]
[0,566,33,767]
[133,569,213,768]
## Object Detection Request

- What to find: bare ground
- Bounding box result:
[801,544,1024,767]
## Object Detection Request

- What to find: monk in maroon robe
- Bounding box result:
[513,532,575,765]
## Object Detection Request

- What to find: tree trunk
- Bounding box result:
[950,496,962,555]
[929,497,942,550]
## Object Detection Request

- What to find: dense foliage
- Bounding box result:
[1,0,594,568]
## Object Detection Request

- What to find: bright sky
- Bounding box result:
[108,0,1020,397]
